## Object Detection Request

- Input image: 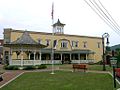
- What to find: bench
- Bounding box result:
[73,64,88,72]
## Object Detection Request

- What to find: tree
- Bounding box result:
[115,48,120,67]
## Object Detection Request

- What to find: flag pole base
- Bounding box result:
[50,72,55,74]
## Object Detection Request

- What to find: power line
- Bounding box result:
[84,0,120,36]
[89,0,118,32]
[84,0,118,33]
[98,0,120,29]
[93,0,120,34]
[97,0,120,33]
[89,0,120,35]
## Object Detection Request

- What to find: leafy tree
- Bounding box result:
[106,46,111,51]
[115,48,120,67]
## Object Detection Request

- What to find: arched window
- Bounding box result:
[61,40,68,48]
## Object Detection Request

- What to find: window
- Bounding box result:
[38,39,41,44]
[97,42,101,48]
[53,40,57,47]
[46,39,50,46]
[83,41,87,48]
[72,41,78,47]
[61,41,68,48]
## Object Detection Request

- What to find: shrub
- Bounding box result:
[88,62,94,65]
[36,64,47,69]
[4,65,19,70]
[94,60,103,65]
[23,66,36,70]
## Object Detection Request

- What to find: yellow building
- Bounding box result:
[3,19,103,66]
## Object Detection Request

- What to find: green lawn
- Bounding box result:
[88,65,113,71]
[1,71,120,90]
[47,64,113,71]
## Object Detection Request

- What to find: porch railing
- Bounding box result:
[11,60,62,66]
[71,60,94,64]
[10,59,94,65]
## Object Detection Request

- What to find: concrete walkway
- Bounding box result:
[0,71,24,88]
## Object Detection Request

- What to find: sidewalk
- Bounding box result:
[0,71,24,88]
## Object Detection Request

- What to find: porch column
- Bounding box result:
[61,53,63,64]
[93,53,95,63]
[33,51,36,66]
[70,53,71,60]
[21,50,23,66]
[86,54,88,60]
[29,52,30,60]
[61,53,62,60]
[93,53,95,60]
[39,50,41,65]
[9,48,12,65]
[79,54,80,64]
[79,54,80,60]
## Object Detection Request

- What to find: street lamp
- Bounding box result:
[110,57,117,88]
[102,33,109,71]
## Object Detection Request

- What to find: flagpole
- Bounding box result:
[51,2,55,74]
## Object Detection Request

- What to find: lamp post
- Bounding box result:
[110,57,117,88]
[102,33,109,71]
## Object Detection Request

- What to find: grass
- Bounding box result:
[47,64,113,71]
[1,71,120,90]
[88,65,113,71]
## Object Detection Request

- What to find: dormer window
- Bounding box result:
[38,39,41,44]
[97,42,101,48]
[72,41,78,47]
[61,41,68,48]
[83,41,87,48]
[46,39,50,46]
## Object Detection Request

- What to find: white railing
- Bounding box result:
[11,60,21,65]
[11,60,61,65]
[11,60,41,66]
[41,60,61,64]
[71,60,94,64]
[11,60,94,65]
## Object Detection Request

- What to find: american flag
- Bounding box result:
[51,2,54,20]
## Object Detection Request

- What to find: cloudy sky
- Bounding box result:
[0,0,120,46]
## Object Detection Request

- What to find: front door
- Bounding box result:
[62,54,70,64]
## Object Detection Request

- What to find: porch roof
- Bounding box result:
[4,31,47,48]
[41,49,95,54]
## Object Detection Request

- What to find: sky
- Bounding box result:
[0,0,120,46]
